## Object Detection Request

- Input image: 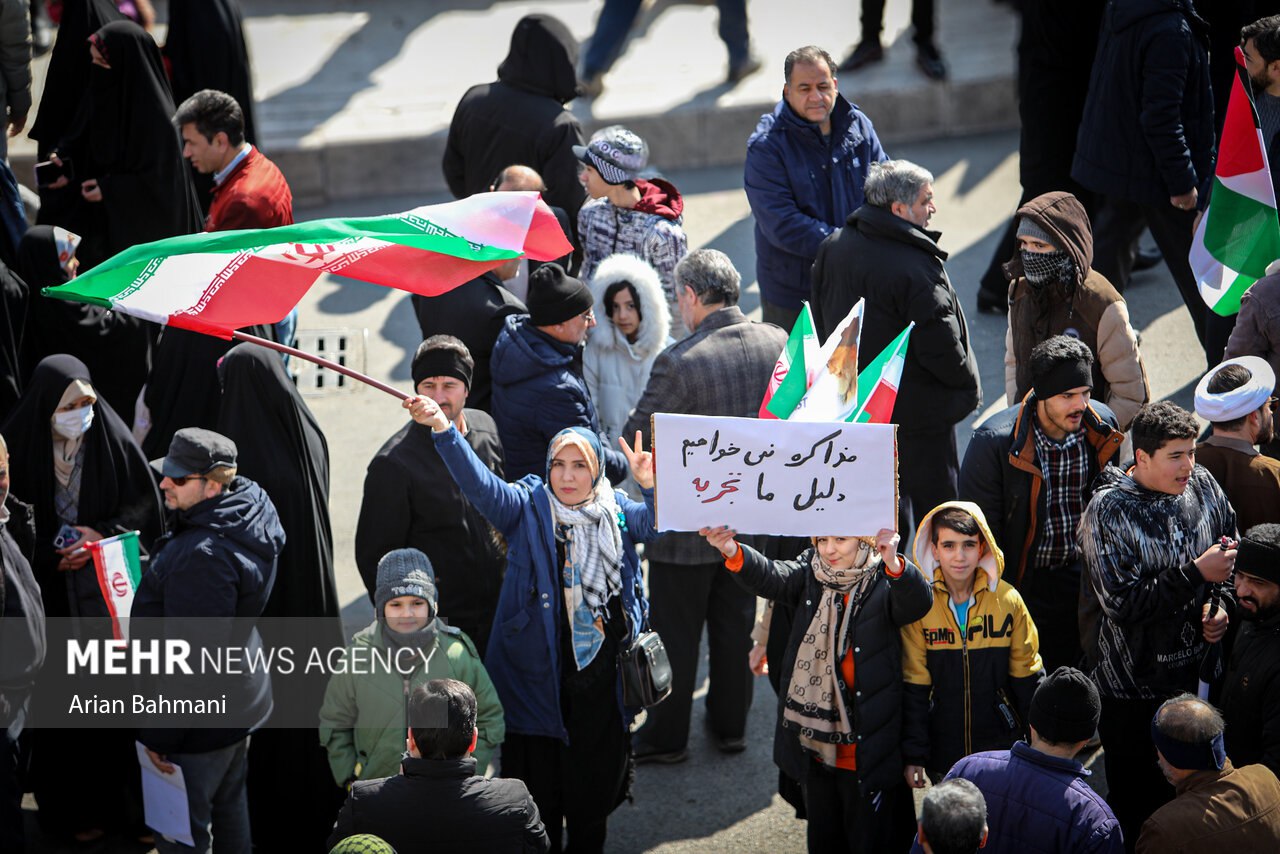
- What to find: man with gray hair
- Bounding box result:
[621,248,788,764]
[917,778,988,854]
[1138,694,1280,851]
[811,158,980,536]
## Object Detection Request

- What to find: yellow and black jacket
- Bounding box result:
[901,501,1044,773]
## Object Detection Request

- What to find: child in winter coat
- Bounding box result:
[701,524,932,853]
[319,548,504,785]
[900,502,1044,788]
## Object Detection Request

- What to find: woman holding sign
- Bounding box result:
[700,524,932,853]
[404,393,658,854]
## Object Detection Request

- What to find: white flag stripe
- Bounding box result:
[412,192,538,251]
[1218,168,1277,206]
[97,537,137,637]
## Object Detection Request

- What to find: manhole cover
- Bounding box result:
[291,328,368,396]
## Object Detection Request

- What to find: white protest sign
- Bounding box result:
[653,413,897,536]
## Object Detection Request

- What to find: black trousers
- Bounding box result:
[804,764,913,853]
[860,0,934,47]
[761,298,801,332]
[898,428,959,540]
[1019,560,1084,672]
[1098,694,1175,853]
[639,561,755,751]
[0,706,25,854]
[1091,196,1234,364]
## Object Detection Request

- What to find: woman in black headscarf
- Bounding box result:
[164,0,257,145]
[47,20,202,269]
[0,256,25,421]
[16,225,152,420]
[215,342,345,850]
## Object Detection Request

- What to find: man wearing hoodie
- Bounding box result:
[443,14,587,233]
[1003,192,1149,431]
[1071,0,1221,363]
[575,125,688,338]
[131,428,286,854]
[745,45,887,330]
[901,503,1045,789]
[490,264,627,484]
[1079,401,1237,849]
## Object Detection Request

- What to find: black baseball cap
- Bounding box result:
[150,427,238,478]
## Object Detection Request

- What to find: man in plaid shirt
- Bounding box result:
[959,336,1123,671]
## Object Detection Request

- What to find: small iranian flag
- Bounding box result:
[852,323,914,424]
[791,299,865,422]
[43,192,572,337]
[89,531,143,640]
[1192,46,1280,317]
[759,303,819,419]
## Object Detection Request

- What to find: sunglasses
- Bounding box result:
[168,474,207,487]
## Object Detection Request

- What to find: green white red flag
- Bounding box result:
[42,192,572,337]
[88,530,143,640]
[791,299,865,422]
[851,323,914,424]
[759,303,819,419]
[1192,47,1280,317]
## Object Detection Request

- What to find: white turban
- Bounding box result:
[1194,356,1276,422]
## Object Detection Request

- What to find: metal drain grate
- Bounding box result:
[290,328,369,396]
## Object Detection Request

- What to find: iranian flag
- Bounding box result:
[851,323,914,424]
[1192,46,1280,317]
[791,299,865,422]
[89,531,143,640]
[759,303,819,419]
[43,192,572,337]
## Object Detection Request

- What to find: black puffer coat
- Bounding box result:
[1221,611,1280,777]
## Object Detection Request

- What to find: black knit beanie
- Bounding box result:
[1029,666,1100,744]
[527,263,593,326]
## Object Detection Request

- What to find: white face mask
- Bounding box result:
[52,405,95,439]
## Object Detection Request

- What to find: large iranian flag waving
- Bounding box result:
[43,192,572,337]
[1193,47,1280,317]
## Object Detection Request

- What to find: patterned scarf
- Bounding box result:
[548,474,623,670]
[782,541,880,767]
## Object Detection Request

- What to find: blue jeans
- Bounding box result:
[0,159,27,263]
[153,738,250,854]
[583,0,749,76]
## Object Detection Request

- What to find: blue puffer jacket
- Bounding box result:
[912,742,1123,854]
[744,94,887,309]
[490,314,626,483]
[432,425,656,742]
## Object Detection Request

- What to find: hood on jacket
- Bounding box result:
[179,476,286,565]
[1107,0,1207,37]
[1005,191,1093,287]
[496,14,579,104]
[911,500,1003,593]
[633,178,684,223]
[490,313,576,385]
[588,253,671,360]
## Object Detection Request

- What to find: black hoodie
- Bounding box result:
[443,14,587,231]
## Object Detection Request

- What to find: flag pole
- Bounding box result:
[231,330,409,400]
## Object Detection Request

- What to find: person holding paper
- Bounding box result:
[404,392,657,854]
[700,524,932,852]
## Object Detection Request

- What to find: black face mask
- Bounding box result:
[1020,249,1075,285]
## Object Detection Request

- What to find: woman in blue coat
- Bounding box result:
[404,393,657,854]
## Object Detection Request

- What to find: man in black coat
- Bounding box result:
[328,679,548,853]
[1071,0,1222,362]
[958,337,1124,672]
[355,336,506,657]
[1220,523,1280,777]
[811,159,981,537]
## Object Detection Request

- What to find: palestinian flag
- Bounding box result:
[852,323,914,424]
[89,531,143,640]
[1192,46,1280,317]
[43,192,572,337]
[759,303,819,419]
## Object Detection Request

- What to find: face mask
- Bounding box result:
[1020,249,1075,286]
[52,405,95,439]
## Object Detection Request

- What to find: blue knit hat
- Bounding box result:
[375,548,437,623]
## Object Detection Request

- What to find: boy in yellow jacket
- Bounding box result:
[901,501,1045,788]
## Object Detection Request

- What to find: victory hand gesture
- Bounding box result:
[618,430,655,490]
[403,395,449,433]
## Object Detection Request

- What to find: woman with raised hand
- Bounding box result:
[404,392,658,854]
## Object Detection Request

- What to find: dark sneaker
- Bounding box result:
[715,734,748,754]
[916,44,948,81]
[839,40,884,72]
[976,287,1008,314]
[728,53,764,84]
[578,73,604,99]
[633,743,689,765]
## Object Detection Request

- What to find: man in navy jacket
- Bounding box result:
[744,44,886,330]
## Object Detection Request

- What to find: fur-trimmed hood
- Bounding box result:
[911,500,1004,593]
[588,253,671,361]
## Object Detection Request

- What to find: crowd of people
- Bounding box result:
[3,2,1280,854]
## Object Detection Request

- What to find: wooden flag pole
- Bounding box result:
[231,330,410,401]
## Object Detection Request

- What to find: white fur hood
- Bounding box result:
[588,253,671,361]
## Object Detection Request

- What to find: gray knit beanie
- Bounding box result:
[375,548,437,622]
[1016,217,1058,249]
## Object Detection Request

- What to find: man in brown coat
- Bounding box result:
[1004,192,1149,430]
[1193,356,1280,533]
[1138,694,1280,853]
